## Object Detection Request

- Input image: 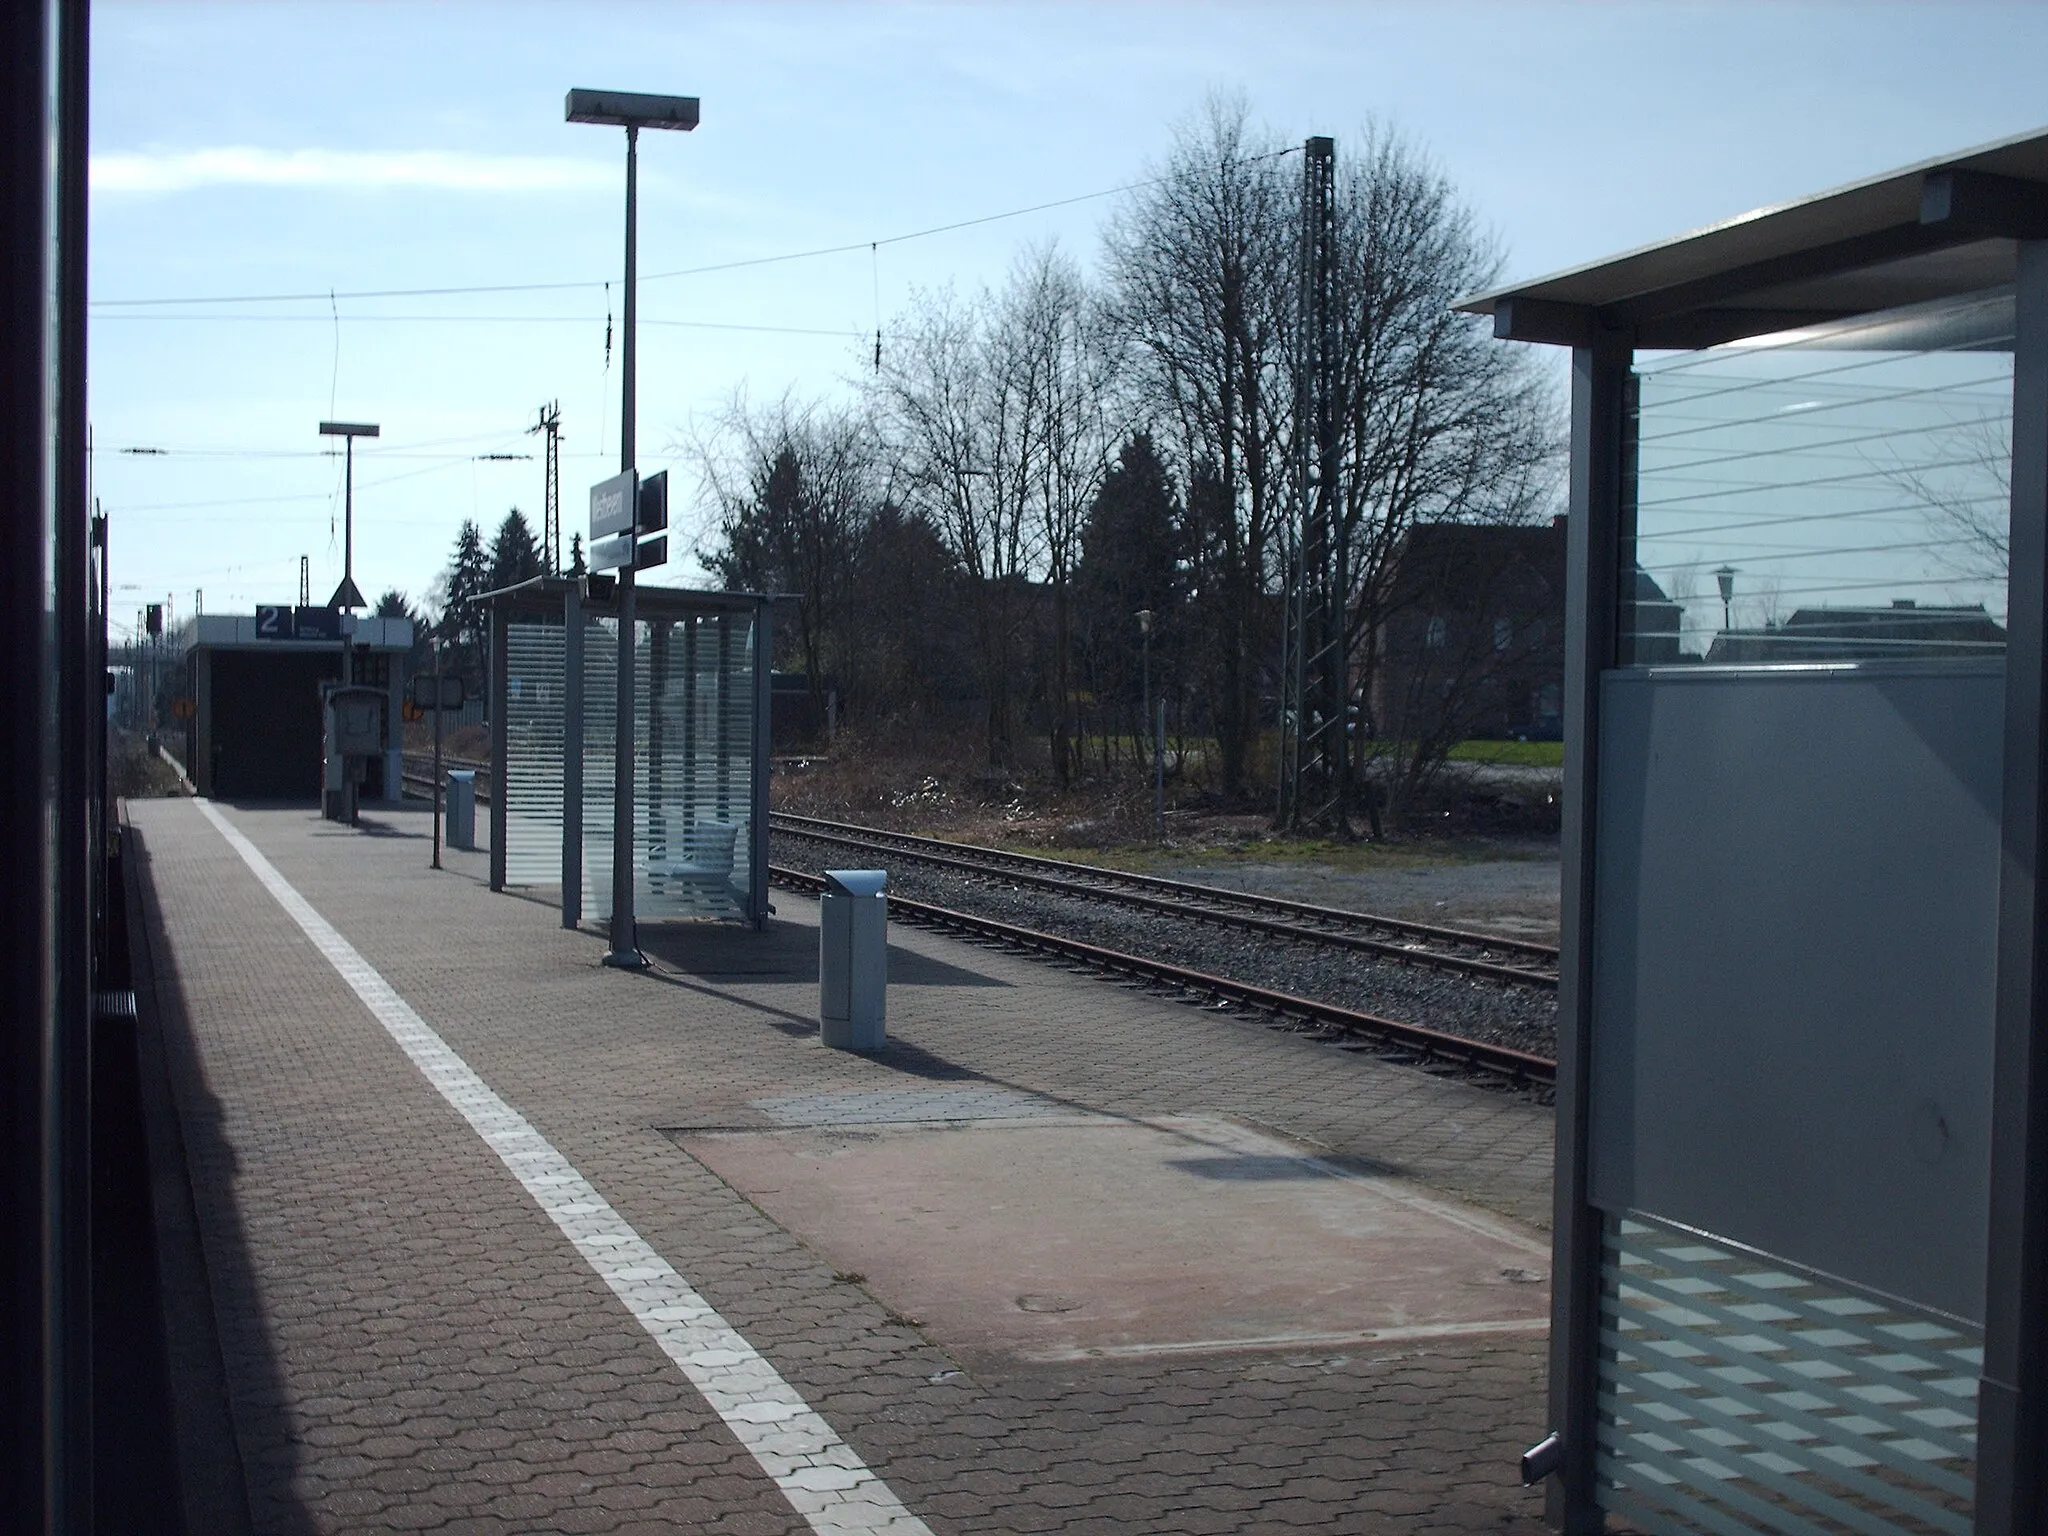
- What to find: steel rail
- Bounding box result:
[402,760,1556,987]
[770,812,1559,988]
[770,865,1556,1088]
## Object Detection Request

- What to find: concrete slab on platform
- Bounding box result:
[678,1111,1550,1364]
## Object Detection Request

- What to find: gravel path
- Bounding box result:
[772,829,1560,1064]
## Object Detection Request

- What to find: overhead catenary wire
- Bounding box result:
[87,151,1300,311]
[93,312,868,338]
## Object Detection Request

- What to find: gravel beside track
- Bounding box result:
[773,828,1560,1062]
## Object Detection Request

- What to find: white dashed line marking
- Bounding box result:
[197,799,933,1536]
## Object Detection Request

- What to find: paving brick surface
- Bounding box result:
[130,797,1556,1533]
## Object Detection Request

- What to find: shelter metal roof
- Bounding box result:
[477,575,774,619]
[1458,126,2048,348]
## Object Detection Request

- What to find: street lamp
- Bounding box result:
[318,420,378,612]
[1715,565,1737,632]
[567,86,699,970]
[320,419,379,688]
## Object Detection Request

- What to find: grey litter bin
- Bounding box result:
[819,869,888,1051]
[445,770,477,851]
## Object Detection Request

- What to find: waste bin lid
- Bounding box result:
[447,769,475,781]
[823,869,888,897]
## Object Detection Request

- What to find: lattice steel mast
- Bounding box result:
[1278,135,1349,833]
[531,400,563,573]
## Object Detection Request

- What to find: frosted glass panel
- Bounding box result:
[504,624,564,887]
[1598,1215,1978,1536]
[641,611,756,920]
[585,618,619,922]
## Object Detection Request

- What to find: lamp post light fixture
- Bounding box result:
[320,419,379,690]
[1715,565,1738,633]
[567,87,699,970]
[318,420,378,613]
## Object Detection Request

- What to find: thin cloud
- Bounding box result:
[92,146,617,195]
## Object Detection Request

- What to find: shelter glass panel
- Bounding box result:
[1625,291,2014,664]
[584,616,621,921]
[504,623,565,886]
[1597,1215,1979,1536]
[641,610,756,920]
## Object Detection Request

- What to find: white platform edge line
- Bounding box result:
[193,799,933,1536]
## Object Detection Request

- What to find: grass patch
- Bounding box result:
[1448,739,1564,768]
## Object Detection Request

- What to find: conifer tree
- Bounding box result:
[488,508,543,593]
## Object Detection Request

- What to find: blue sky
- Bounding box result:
[89,1,2048,636]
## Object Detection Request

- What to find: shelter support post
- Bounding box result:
[1549,330,1632,1534]
[750,600,773,929]
[489,614,508,892]
[385,655,405,801]
[563,584,584,929]
[1981,237,2048,1536]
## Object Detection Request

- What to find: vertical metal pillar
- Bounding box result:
[563,583,584,928]
[606,122,644,967]
[750,600,773,929]
[488,611,508,893]
[431,637,444,872]
[339,436,355,690]
[1548,329,1632,1534]
[1980,239,2048,1536]
[52,0,95,1522]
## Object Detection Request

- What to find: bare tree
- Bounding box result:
[1327,128,1561,830]
[1001,244,1124,784]
[1104,94,1296,799]
[1875,413,2012,584]
[877,280,1055,767]
[690,390,879,714]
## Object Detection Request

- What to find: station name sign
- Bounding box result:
[589,469,637,541]
[587,468,669,574]
[255,605,343,640]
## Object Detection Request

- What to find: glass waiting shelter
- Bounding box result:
[482,577,774,931]
[1463,128,2048,1536]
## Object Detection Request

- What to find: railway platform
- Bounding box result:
[127,795,1556,1534]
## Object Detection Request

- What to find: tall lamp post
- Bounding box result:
[1715,564,1737,633]
[567,87,698,970]
[319,419,378,683]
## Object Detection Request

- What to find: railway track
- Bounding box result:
[401,752,1555,1084]
[769,811,1558,991]
[769,865,1554,1090]
[402,751,488,797]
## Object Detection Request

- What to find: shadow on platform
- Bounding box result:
[635,916,1009,990]
[127,822,293,1534]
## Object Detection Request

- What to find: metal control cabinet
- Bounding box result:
[322,683,389,824]
[445,770,477,852]
[819,869,887,1051]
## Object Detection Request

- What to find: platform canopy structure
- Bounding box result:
[1463,128,2048,1536]
[481,577,774,932]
